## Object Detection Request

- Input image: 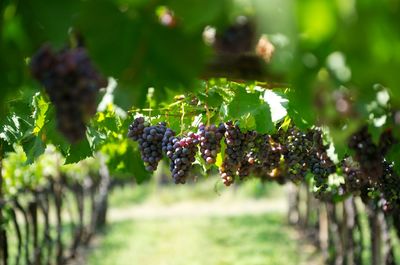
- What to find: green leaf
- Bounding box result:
[253,104,275,134]
[94,111,120,136]
[263,90,288,122]
[65,137,92,164]
[240,114,256,131]
[103,140,150,183]
[286,105,311,130]
[32,93,49,136]
[225,88,274,133]
[0,114,32,146]
[226,89,261,118]
[78,0,143,77]
[298,0,337,45]
[197,89,223,108]
[20,0,81,46]
[215,139,226,168]
[42,110,70,156]
[86,125,107,152]
[21,135,45,164]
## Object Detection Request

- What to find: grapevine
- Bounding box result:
[127,118,347,191]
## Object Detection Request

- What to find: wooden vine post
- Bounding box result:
[318,203,329,262]
[287,183,300,225]
[0,146,8,265]
[342,196,356,265]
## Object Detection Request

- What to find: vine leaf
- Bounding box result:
[65,137,92,164]
[215,138,226,168]
[224,88,274,133]
[86,126,106,152]
[103,140,150,183]
[0,114,31,146]
[197,89,223,108]
[0,93,48,162]
[253,104,274,134]
[78,0,142,77]
[21,136,45,164]
[32,93,49,136]
[42,110,70,156]
[263,89,288,122]
[19,0,81,46]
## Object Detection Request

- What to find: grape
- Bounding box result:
[256,134,283,176]
[378,161,400,210]
[30,44,107,143]
[237,131,258,179]
[348,126,383,182]
[214,16,255,55]
[128,121,167,172]
[127,116,150,140]
[162,127,176,157]
[198,123,225,164]
[281,127,311,183]
[307,129,336,192]
[341,157,367,194]
[219,121,246,186]
[169,132,199,184]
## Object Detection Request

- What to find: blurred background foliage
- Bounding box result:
[1,0,399,105]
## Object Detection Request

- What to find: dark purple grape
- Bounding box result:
[168,133,199,184]
[280,127,312,183]
[198,123,225,164]
[348,127,383,182]
[307,129,336,192]
[128,120,167,172]
[30,44,107,143]
[214,16,255,55]
[219,121,246,186]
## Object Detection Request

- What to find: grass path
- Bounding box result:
[84,197,322,265]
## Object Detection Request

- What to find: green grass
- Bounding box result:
[91,176,309,265]
[88,213,309,265]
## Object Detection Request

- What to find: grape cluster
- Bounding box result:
[219,121,246,186]
[128,119,167,172]
[255,134,283,177]
[281,128,312,183]
[127,116,149,140]
[307,130,336,191]
[127,118,398,209]
[198,123,225,164]
[30,44,107,143]
[162,128,176,157]
[237,131,258,179]
[168,133,199,184]
[341,157,366,193]
[348,127,383,182]
[214,16,255,55]
[378,161,400,210]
